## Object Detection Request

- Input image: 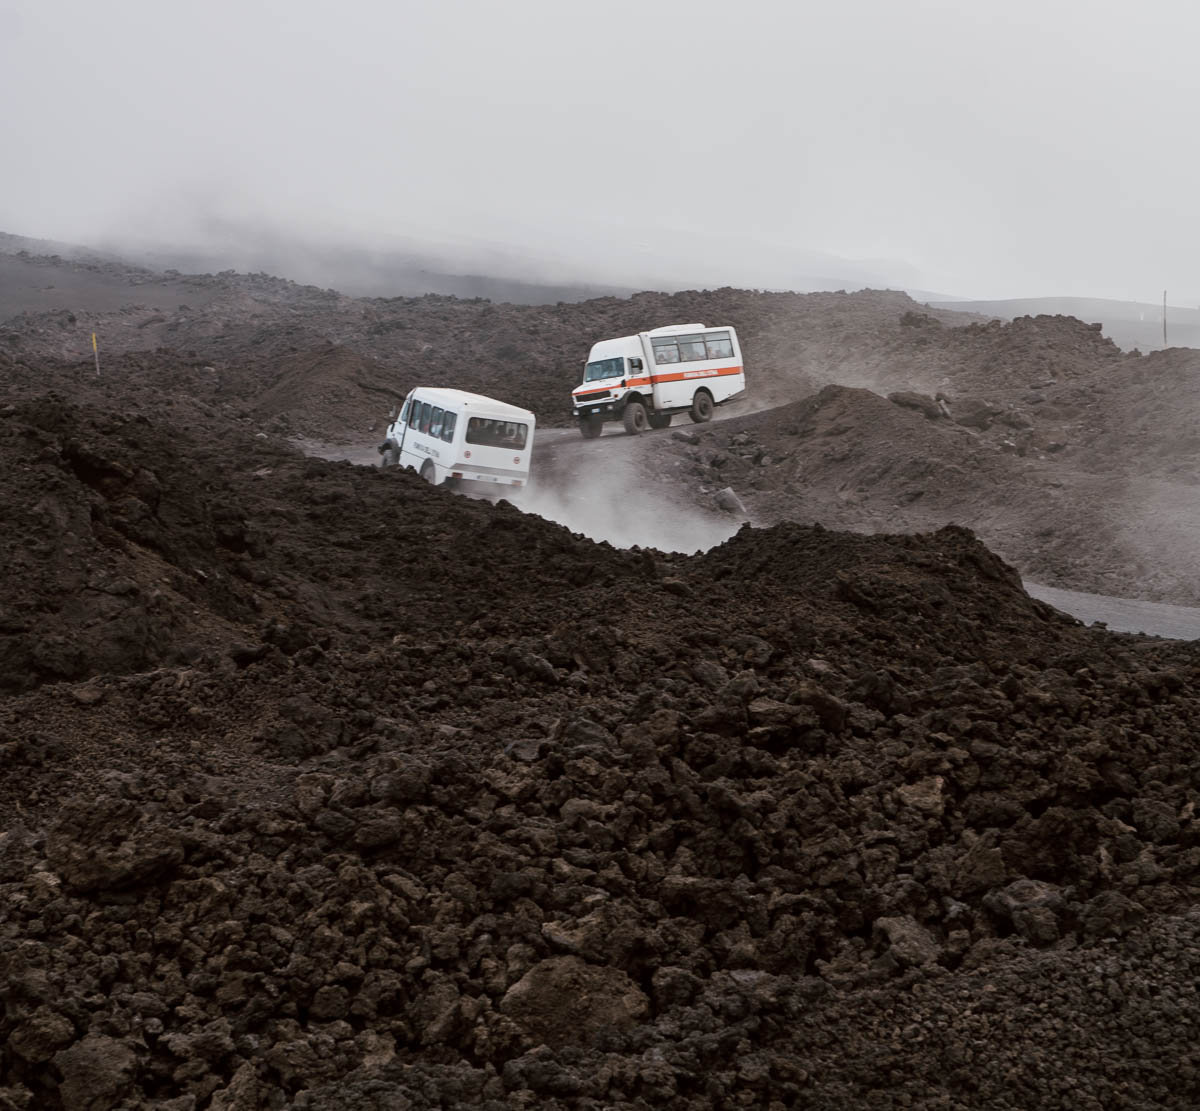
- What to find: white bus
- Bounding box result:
[570,323,746,437]
[378,387,535,489]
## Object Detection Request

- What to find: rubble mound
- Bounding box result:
[2,390,1200,1109]
[648,370,1200,605]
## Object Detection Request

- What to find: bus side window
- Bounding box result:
[705,332,734,359]
[399,399,410,423]
[441,412,457,442]
[420,402,432,433]
[430,407,444,438]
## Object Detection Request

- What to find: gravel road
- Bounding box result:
[1025,581,1200,640]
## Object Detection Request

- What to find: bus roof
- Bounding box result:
[409,387,535,420]
[586,324,738,362]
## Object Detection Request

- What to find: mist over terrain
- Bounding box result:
[0,225,932,309]
[5,227,1195,363]
[6,2,1200,305]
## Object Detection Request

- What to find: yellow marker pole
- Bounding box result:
[92,332,100,376]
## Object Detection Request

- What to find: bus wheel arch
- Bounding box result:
[689,389,714,424]
[420,459,440,485]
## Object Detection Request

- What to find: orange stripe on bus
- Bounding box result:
[650,364,743,385]
[574,364,743,396]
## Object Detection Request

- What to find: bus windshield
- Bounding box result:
[584,357,624,383]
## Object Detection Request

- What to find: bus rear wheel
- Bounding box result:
[648,412,671,430]
[623,401,649,435]
[689,390,714,423]
[580,416,603,439]
[420,460,440,485]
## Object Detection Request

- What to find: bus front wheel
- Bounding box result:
[380,441,400,467]
[580,416,603,439]
[623,401,649,435]
[689,390,714,424]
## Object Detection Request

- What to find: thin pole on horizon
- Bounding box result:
[1163,291,1168,349]
[92,332,100,376]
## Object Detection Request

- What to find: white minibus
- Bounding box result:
[379,387,535,489]
[570,324,746,437]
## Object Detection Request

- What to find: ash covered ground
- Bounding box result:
[4,245,1200,1109]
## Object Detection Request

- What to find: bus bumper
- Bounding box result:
[574,400,620,420]
[451,470,526,486]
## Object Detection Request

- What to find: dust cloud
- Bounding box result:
[1115,478,1200,599]
[513,438,741,555]
[300,432,740,554]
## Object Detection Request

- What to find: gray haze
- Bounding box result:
[3,0,1200,303]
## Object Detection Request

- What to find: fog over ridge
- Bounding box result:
[3,0,1200,305]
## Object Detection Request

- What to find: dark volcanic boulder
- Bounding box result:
[500,956,650,1047]
[46,795,183,892]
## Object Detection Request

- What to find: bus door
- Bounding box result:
[396,393,416,458]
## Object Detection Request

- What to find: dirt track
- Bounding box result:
[1024,582,1200,640]
[5,248,1200,1109]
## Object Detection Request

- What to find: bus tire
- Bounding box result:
[623,401,649,435]
[580,416,603,439]
[420,460,439,485]
[648,412,671,430]
[380,441,400,467]
[689,390,714,424]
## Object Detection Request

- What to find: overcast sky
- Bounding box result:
[3,0,1199,302]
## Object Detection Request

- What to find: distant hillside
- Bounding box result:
[120,242,641,305]
[2,229,956,309]
[0,230,637,307]
[929,296,1200,352]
